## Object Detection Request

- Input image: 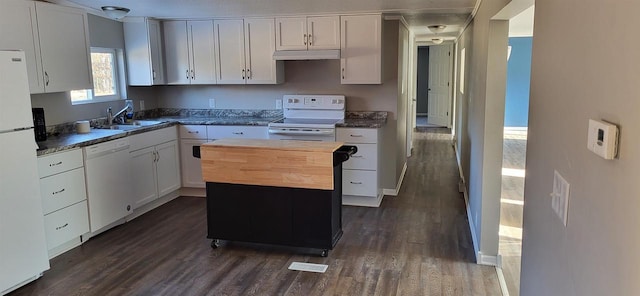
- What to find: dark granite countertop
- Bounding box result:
[36,111,388,156]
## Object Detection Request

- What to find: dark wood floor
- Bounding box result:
[11,128,501,296]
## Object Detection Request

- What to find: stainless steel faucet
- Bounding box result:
[106,105,131,125]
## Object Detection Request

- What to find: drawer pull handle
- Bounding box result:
[232,132,244,135]
[351,155,363,158]
[52,188,66,195]
[55,223,69,230]
[188,131,199,134]
[350,181,363,185]
[49,161,62,167]
[350,135,363,137]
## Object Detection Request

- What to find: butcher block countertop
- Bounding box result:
[200,139,344,190]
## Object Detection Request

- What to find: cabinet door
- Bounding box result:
[155,141,181,197]
[245,18,281,84]
[275,17,307,50]
[163,21,191,85]
[35,2,93,92]
[340,15,382,84]
[130,147,157,209]
[307,16,340,50]
[0,0,44,93]
[188,20,217,84]
[148,20,165,85]
[123,18,165,86]
[180,139,207,188]
[214,19,246,84]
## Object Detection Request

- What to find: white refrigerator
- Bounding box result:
[0,50,50,295]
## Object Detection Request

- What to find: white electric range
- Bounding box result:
[268,95,345,141]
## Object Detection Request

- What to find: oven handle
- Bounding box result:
[268,128,334,136]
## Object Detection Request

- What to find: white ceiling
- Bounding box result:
[50,0,477,40]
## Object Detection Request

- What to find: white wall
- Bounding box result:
[454,0,510,263]
[520,1,640,295]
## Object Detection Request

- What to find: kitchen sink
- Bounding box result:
[97,120,166,130]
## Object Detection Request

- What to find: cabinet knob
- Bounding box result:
[242,69,245,80]
[246,69,251,80]
[191,69,195,80]
[308,34,312,45]
[342,68,345,80]
[186,70,189,80]
[304,34,307,45]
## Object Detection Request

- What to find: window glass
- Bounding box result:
[71,47,124,104]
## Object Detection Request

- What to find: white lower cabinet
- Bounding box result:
[37,149,89,258]
[129,127,181,209]
[179,125,268,190]
[337,127,383,207]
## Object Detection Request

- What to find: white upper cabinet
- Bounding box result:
[276,16,340,51]
[123,18,165,86]
[0,0,43,93]
[215,18,283,85]
[340,14,382,84]
[0,1,92,93]
[163,20,216,85]
[35,2,93,93]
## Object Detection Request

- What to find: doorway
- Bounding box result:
[415,44,452,128]
[499,6,534,296]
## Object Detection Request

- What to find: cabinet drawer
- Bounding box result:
[129,126,177,151]
[337,128,378,143]
[38,149,83,178]
[207,125,268,140]
[40,167,87,214]
[343,143,377,170]
[179,125,207,139]
[342,170,378,197]
[44,200,89,250]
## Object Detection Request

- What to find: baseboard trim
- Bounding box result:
[478,251,500,266]
[383,162,407,196]
[180,187,206,197]
[128,190,181,221]
[342,193,384,207]
[454,143,481,264]
[496,266,510,296]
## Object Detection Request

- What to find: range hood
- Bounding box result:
[273,49,341,60]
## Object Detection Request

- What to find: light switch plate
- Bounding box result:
[551,170,570,226]
[276,99,282,109]
[209,98,216,108]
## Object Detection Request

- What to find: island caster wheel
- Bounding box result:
[320,249,328,257]
[211,239,220,249]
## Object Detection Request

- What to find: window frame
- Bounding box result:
[70,47,127,105]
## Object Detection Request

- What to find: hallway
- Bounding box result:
[11,128,501,295]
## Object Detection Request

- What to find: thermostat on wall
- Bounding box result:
[587,119,619,160]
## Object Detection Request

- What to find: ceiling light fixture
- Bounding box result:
[101,6,130,20]
[432,38,444,45]
[427,25,447,34]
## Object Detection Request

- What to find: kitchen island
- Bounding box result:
[200,139,353,256]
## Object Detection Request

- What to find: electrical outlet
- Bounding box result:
[209,98,216,108]
[139,100,145,110]
[275,99,282,109]
[551,170,570,226]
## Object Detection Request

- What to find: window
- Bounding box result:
[459,48,466,94]
[70,47,126,104]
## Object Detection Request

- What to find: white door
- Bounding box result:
[35,2,92,93]
[307,16,340,50]
[245,18,278,84]
[188,20,217,84]
[0,0,44,93]
[0,130,49,293]
[214,19,246,84]
[180,139,207,188]
[155,141,181,197]
[340,15,382,84]
[148,20,165,85]
[427,44,452,127]
[130,147,157,209]
[275,17,307,50]
[163,21,190,85]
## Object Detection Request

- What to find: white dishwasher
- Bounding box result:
[83,138,132,233]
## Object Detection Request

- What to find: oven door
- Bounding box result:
[268,127,336,141]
